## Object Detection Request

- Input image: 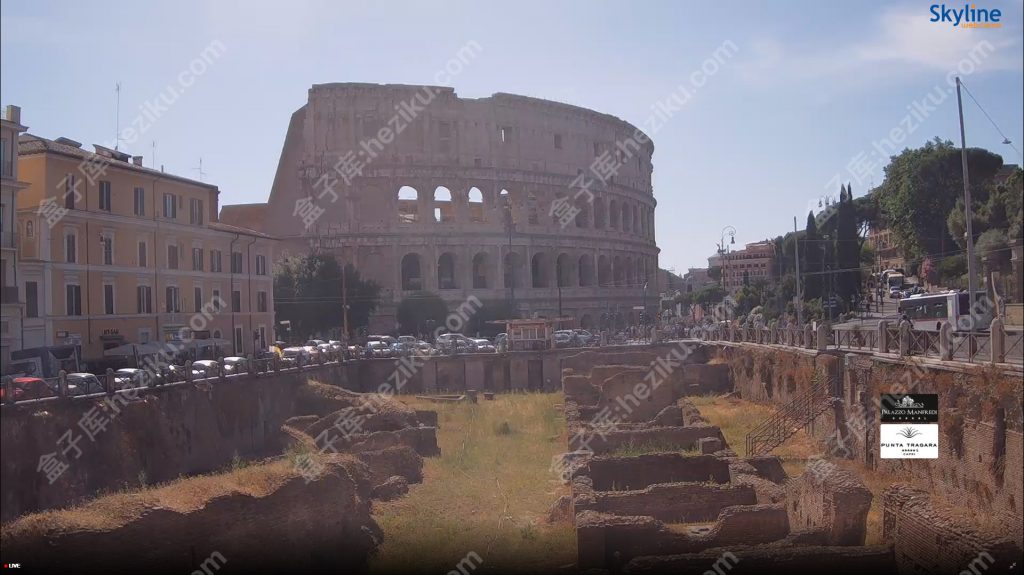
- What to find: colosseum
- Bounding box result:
[222,83,660,333]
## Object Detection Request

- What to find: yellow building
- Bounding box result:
[1,105,30,368]
[14,133,277,365]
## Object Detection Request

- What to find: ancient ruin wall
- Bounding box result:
[259,84,660,329]
[0,456,381,573]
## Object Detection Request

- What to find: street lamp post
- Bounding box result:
[718,226,736,318]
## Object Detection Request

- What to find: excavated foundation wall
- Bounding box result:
[0,456,381,573]
[705,341,1024,564]
[0,376,438,522]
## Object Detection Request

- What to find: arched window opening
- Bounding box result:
[398,186,419,223]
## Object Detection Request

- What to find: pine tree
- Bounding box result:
[803,211,822,300]
[835,184,861,309]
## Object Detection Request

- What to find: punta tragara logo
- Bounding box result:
[880,394,939,459]
[929,4,1003,28]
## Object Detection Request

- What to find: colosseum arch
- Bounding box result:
[398,186,419,223]
[472,252,491,288]
[594,197,606,229]
[633,207,641,235]
[580,313,594,329]
[434,187,454,223]
[438,252,459,289]
[468,187,484,223]
[503,251,524,288]
[622,203,632,233]
[597,255,611,287]
[578,253,595,286]
[527,193,539,225]
[613,255,624,285]
[556,253,574,288]
[401,253,423,290]
[635,258,644,286]
[609,200,619,230]
[574,201,590,228]
[625,256,635,286]
[532,252,551,287]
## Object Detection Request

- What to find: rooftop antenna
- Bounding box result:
[114,82,122,151]
[151,140,157,168]
[193,157,207,181]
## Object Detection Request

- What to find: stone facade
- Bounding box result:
[224,83,660,331]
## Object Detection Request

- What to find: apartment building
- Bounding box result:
[14,133,277,365]
[1,105,29,368]
[718,241,777,293]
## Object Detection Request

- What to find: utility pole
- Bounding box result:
[956,77,979,317]
[342,260,350,339]
[794,217,803,325]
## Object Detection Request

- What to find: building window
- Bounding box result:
[65,232,77,263]
[65,284,82,316]
[163,193,177,219]
[103,284,115,315]
[593,142,600,157]
[167,244,179,269]
[101,235,113,265]
[133,187,145,216]
[99,181,112,211]
[64,175,77,210]
[26,281,38,318]
[192,247,204,271]
[137,285,153,314]
[210,250,222,273]
[258,326,266,349]
[554,134,563,149]
[139,329,151,344]
[212,288,222,310]
[138,241,147,267]
[257,290,267,312]
[231,290,241,312]
[500,126,512,144]
[233,326,244,355]
[189,198,204,225]
[165,286,180,313]
[255,254,267,276]
[194,286,203,313]
[231,252,243,274]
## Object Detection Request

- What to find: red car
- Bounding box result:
[0,377,56,401]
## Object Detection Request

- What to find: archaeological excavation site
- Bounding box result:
[0,340,1022,575]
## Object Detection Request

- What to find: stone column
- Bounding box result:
[990,317,1005,364]
[877,321,889,353]
[898,322,910,357]
[939,322,953,361]
[803,324,814,349]
[816,323,828,351]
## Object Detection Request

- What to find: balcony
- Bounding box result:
[1,285,19,304]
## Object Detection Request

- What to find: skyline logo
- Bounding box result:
[929,4,1003,28]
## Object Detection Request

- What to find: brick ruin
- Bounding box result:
[560,352,891,574]
[558,344,1024,574]
[0,384,439,572]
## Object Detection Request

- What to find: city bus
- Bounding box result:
[897,291,993,332]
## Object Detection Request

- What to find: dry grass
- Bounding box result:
[368,393,575,574]
[687,395,820,477]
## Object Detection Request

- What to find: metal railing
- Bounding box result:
[690,320,1022,366]
[745,373,835,457]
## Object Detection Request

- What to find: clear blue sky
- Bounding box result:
[3,0,1022,272]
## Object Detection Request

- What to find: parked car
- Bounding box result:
[437,333,473,353]
[222,356,248,374]
[192,360,220,379]
[66,373,105,396]
[281,347,310,367]
[573,329,598,346]
[553,331,574,348]
[367,335,397,347]
[471,338,496,353]
[889,286,902,299]
[1,377,56,401]
[397,335,417,345]
[366,341,393,358]
[305,339,327,348]
[113,368,148,389]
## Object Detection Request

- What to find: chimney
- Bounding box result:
[132,156,143,166]
[4,105,21,124]
[160,165,165,173]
